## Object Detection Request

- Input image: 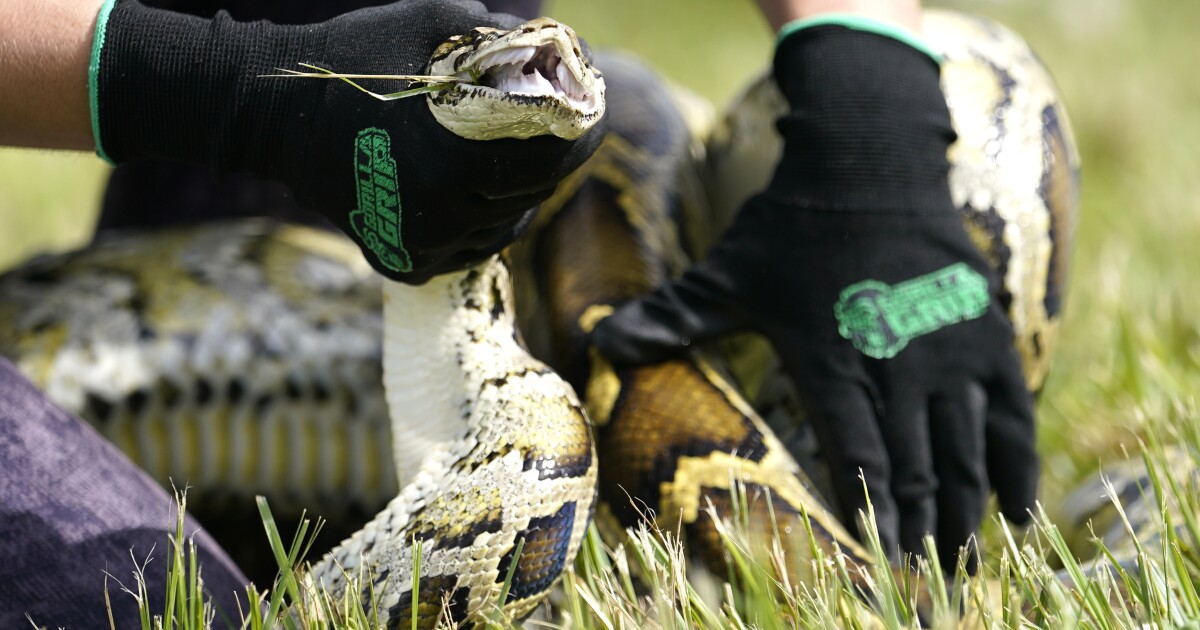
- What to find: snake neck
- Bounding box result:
[311,255,597,626]
[380,255,526,487]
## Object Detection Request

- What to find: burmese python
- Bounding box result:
[0,9,1080,627]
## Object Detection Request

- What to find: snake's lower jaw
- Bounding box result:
[427,18,607,141]
[427,77,606,141]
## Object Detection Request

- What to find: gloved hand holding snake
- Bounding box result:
[591,9,1038,570]
[91,0,606,283]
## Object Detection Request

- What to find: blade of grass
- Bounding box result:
[256,496,304,622]
[260,64,461,100]
[412,536,422,630]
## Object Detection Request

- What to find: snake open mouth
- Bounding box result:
[427,18,606,140]
[470,44,601,115]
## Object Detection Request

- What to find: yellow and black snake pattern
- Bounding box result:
[0,9,1080,627]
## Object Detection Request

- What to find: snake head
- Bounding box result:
[427,17,606,141]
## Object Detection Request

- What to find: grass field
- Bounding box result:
[3,0,1200,626]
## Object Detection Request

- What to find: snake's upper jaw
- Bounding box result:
[427,18,607,141]
[471,42,602,116]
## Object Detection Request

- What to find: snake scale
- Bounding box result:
[0,10,1079,627]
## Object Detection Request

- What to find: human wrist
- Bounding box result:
[755,0,921,35]
[0,0,105,150]
[777,13,938,62]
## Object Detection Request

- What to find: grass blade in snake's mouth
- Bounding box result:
[263,19,606,139]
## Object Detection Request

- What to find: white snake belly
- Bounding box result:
[307,259,596,626]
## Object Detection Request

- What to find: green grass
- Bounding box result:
[0,148,107,270]
[91,415,1200,628]
[969,0,1200,512]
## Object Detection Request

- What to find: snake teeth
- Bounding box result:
[470,45,598,113]
[426,17,606,141]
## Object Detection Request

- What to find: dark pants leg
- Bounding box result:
[0,358,250,629]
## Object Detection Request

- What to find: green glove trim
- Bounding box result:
[777,13,940,64]
[88,0,117,165]
[834,263,988,359]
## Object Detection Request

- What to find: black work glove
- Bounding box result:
[92,0,605,283]
[590,22,1037,571]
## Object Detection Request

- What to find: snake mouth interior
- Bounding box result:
[465,44,601,114]
[427,18,607,139]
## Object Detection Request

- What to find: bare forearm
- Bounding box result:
[754,0,921,33]
[0,0,104,150]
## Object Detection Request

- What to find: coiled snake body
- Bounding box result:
[0,10,1078,627]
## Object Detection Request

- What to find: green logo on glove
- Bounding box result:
[834,263,990,359]
[349,128,412,273]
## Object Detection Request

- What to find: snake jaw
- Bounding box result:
[427,18,606,141]
[472,44,600,113]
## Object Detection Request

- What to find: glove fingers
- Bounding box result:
[985,354,1039,525]
[476,175,560,203]
[928,381,988,574]
[804,379,899,555]
[424,208,541,282]
[591,265,745,365]
[461,203,540,243]
[877,383,935,559]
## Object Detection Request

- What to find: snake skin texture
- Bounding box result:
[306,259,596,626]
[0,10,1080,627]
[427,17,606,141]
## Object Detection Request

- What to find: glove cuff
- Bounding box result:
[92,0,326,178]
[88,0,118,164]
[776,14,940,63]
[770,24,956,214]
